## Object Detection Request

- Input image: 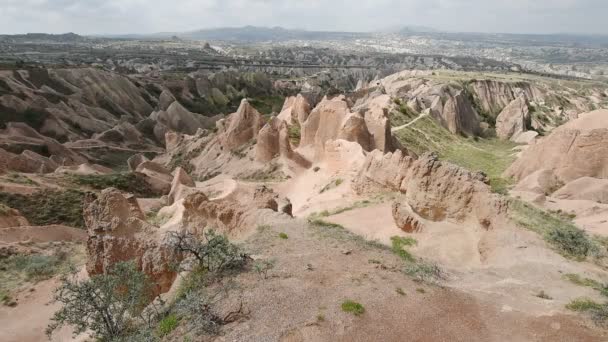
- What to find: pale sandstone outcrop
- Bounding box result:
[299,96,395,159]
[513,169,562,195]
[255,117,311,168]
[84,188,179,296]
[511,131,538,145]
[218,99,264,150]
[0,148,58,174]
[495,96,530,140]
[179,185,288,237]
[127,153,150,172]
[392,202,425,233]
[156,101,221,135]
[167,167,198,205]
[505,109,608,183]
[136,161,173,195]
[277,94,311,126]
[439,91,481,136]
[354,151,507,229]
[0,206,29,229]
[553,177,608,204]
[54,163,113,175]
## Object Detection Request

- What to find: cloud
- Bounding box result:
[0,0,606,35]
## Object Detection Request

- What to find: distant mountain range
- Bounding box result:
[0,32,86,43]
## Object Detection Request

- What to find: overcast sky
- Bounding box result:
[1,0,606,35]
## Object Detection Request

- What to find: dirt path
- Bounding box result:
[391,112,429,132]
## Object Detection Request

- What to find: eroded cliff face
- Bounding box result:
[505,109,608,184]
[354,151,508,231]
[84,188,179,296]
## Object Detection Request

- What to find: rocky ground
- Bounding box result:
[1,66,608,341]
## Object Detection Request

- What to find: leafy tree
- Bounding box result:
[47,262,156,341]
[167,230,249,273]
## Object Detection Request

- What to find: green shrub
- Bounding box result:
[288,124,301,146]
[546,227,592,259]
[404,261,444,284]
[254,259,276,280]
[167,230,248,273]
[47,261,156,341]
[566,298,603,312]
[510,199,595,260]
[395,288,406,296]
[391,236,417,262]
[157,314,179,337]
[11,254,62,281]
[278,233,289,240]
[341,300,365,316]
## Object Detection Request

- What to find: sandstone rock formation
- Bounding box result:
[506,109,608,183]
[127,153,150,172]
[392,202,425,233]
[0,206,29,229]
[513,169,562,195]
[136,161,173,195]
[168,167,198,205]
[553,177,608,204]
[277,94,311,126]
[439,91,481,136]
[84,188,178,296]
[355,151,507,229]
[299,96,396,159]
[0,122,87,172]
[154,101,221,136]
[218,99,264,150]
[495,96,530,140]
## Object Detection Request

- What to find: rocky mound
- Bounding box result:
[277,94,311,126]
[0,206,29,229]
[506,109,608,183]
[553,177,608,204]
[153,101,221,136]
[84,188,179,296]
[218,99,264,150]
[495,96,531,141]
[299,95,396,159]
[354,151,507,230]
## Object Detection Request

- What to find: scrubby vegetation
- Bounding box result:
[1,245,85,307]
[390,236,417,262]
[248,95,285,115]
[319,178,344,193]
[47,261,157,341]
[509,199,601,261]
[0,189,90,228]
[564,274,608,296]
[69,172,156,197]
[341,300,365,316]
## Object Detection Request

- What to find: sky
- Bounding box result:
[0,0,607,35]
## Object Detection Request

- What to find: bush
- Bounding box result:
[510,199,596,260]
[391,236,417,262]
[174,291,223,335]
[278,233,289,240]
[566,298,603,312]
[546,226,592,259]
[167,230,249,273]
[404,261,444,284]
[47,261,156,341]
[11,254,62,281]
[341,300,365,316]
[157,314,179,337]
